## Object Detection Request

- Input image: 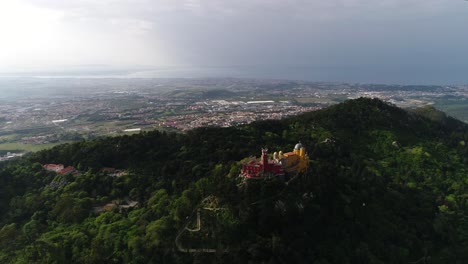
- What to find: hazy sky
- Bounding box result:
[1,0,467,83]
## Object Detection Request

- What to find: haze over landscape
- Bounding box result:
[1,0,468,84]
[1,1,468,263]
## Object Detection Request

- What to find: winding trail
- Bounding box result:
[175,196,228,253]
[176,169,308,253]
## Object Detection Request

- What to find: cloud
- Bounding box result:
[3,0,468,83]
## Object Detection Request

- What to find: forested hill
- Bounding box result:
[0,98,467,263]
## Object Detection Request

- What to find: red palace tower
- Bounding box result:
[241,148,285,179]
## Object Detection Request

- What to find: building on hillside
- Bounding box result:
[240,142,309,179]
[43,164,64,172]
[58,166,76,175]
[92,198,139,214]
[43,164,77,175]
[101,167,127,177]
[102,167,116,173]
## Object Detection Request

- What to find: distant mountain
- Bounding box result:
[0,98,466,263]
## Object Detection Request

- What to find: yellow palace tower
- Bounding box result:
[276,142,309,174]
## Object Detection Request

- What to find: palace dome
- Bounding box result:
[294,142,303,150]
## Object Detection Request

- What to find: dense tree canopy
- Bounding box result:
[0,98,466,263]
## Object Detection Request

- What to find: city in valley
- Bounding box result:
[0,77,467,156]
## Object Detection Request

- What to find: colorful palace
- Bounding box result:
[241,142,309,179]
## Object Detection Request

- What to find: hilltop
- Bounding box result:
[0,98,466,263]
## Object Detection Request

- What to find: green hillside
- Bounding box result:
[0,98,466,263]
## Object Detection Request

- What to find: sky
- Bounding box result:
[0,0,467,84]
